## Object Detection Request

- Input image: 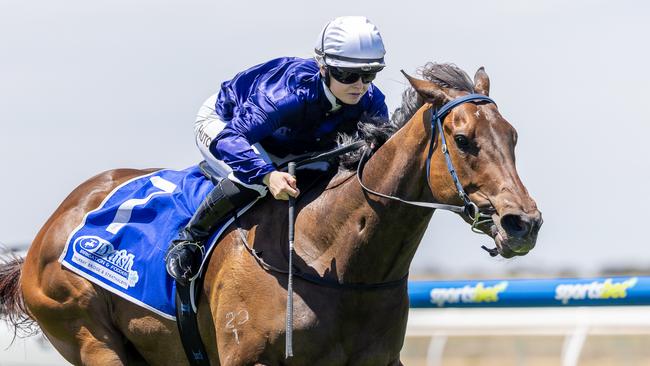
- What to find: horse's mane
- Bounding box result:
[338,63,474,170]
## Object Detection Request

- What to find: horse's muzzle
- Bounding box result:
[492,210,542,257]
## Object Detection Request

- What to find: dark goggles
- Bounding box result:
[328,67,378,84]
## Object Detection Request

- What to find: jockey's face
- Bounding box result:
[321,67,370,105]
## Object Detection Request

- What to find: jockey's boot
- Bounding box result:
[165,178,259,286]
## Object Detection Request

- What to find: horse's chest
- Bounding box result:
[214,291,407,365]
[281,293,408,364]
[212,259,409,364]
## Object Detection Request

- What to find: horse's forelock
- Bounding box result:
[419,63,475,93]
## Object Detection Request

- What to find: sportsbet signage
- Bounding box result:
[554,277,638,304]
[429,282,509,307]
[407,276,649,308]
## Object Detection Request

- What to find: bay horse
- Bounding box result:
[0,63,541,365]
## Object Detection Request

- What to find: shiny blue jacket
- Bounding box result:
[209,57,388,185]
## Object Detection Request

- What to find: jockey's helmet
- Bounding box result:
[314,16,386,73]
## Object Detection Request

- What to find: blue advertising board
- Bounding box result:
[408,276,650,308]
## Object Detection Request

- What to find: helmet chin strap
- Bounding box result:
[320,72,346,108]
[323,67,331,87]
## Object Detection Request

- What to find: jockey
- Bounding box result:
[165,16,389,285]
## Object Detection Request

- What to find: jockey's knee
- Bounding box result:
[226,174,268,198]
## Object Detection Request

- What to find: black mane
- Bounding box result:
[338,63,474,170]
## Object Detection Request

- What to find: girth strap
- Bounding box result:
[175,282,211,366]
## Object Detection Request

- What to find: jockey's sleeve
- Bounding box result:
[209,93,300,185]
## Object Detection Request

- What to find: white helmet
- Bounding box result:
[314,16,386,72]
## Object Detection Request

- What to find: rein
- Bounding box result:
[237,141,408,291]
[276,140,366,171]
[239,94,500,290]
[357,93,497,235]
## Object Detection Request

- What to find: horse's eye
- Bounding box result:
[454,135,470,149]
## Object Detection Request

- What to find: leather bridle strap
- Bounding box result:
[357,93,497,225]
[428,94,496,217]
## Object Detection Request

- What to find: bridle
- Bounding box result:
[237,93,502,291]
[357,93,497,235]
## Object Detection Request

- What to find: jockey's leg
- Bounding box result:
[165,178,259,285]
[166,94,269,285]
[192,93,273,196]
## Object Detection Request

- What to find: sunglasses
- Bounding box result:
[328,67,378,84]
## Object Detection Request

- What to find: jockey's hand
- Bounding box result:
[263,171,300,200]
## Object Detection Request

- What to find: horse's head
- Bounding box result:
[403,65,542,258]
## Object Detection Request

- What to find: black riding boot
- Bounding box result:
[165,178,258,286]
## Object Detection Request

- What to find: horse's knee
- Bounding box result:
[38,327,128,366]
[80,348,126,366]
[77,331,128,366]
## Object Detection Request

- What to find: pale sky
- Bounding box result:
[1,0,649,277]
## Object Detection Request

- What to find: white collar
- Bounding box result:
[322,80,342,112]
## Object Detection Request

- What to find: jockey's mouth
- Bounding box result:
[347,93,363,101]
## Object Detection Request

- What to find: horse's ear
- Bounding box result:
[473,67,490,96]
[400,70,452,105]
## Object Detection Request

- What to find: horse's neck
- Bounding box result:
[299,107,435,283]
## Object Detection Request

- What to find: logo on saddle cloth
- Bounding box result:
[72,235,140,289]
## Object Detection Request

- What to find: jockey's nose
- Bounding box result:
[352,78,366,89]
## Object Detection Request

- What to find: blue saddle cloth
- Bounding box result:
[58,165,254,320]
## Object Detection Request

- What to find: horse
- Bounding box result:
[0,63,541,365]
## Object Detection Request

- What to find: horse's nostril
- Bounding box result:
[501,214,530,238]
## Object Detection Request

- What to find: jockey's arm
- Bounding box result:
[210,127,299,200]
[209,94,302,200]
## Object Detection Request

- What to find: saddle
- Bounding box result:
[176,155,346,366]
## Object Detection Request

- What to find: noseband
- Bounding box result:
[357,93,497,234]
